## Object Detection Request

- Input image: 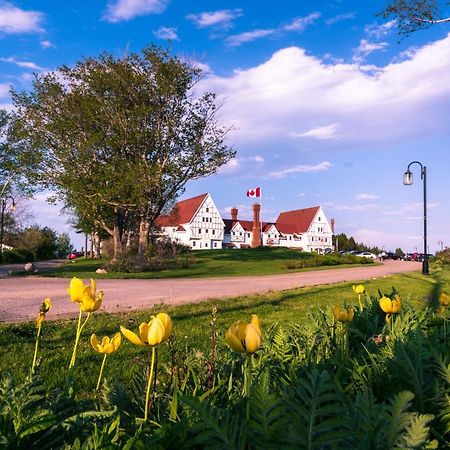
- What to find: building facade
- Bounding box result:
[157,193,334,253]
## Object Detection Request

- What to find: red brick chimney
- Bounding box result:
[231,207,238,221]
[251,203,262,248]
[330,218,335,234]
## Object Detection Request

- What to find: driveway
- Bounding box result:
[0,260,421,323]
[0,259,66,278]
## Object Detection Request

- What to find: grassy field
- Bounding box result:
[37,247,375,279]
[1,263,447,394]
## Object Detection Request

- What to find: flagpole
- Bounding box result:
[260,190,263,246]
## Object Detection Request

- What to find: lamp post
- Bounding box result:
[403,161,428,275]
[0,195,16,264]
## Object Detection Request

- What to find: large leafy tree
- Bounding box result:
[381,0,450,34]
[11,46,235,256]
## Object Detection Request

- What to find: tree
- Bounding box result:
[11,225,58,260]
[55,232,72,258]
[11,46,235,257]
[381,0,450,34]
[394,247,405,258]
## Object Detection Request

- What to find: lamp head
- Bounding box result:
[403,169,413,185]
[11,200,16,211]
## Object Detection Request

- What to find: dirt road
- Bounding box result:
[0,260,421,323]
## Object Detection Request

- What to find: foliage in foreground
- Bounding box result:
[1,288,449,449]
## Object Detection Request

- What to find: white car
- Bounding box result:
[357,251,377,259]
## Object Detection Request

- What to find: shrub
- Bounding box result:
[436,247,450,264]
[283,253,374,269]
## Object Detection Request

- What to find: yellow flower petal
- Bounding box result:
[147,317,165,346]
[91,334,100,352]
[245,323,261,353]
[225,327,245,352]
[68,277,84,302]
[41,297,52,313]
[353,284,365,294]
[156,313,173,341]
[139,322,150,344]
[379,296,393,314]
[120,325,145,346]
[111,332,121,351]
[90,278,97,297]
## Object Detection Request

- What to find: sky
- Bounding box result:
[1,0,449,253]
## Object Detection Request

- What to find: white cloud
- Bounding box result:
[153,26,178,40]
[290,123,340,140]
[322,202,377,212]
[104,0,167,22]
[199,34,450,146]
[0,82,10,97]
[325,12,355,25]
[186,9,242,29]
[219,155,265,174]
[226,29,275,47]
[353,39,388,63]
[365,20,396,39]
[353,228,416,250]
[0,57,44,71]
[268,161,332,179]
[355,193,380,200]
[0,2,44,34]
[40,39,55,49]
[284,12,321,32]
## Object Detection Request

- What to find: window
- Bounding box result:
[202,217,205,222]
[206,207,209,212]
[198,229,201,234]
[205,229,209,233]
[212,229,215,235]
[240,232,243,236]
[289,236,292,240]
[205,242,208,247]
[192,241,196,247]
[214,242,217,248]
[247,233,250,238]
[318,217,321,221]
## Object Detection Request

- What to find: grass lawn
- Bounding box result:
[1,263,447,394]
[36,247,375,279]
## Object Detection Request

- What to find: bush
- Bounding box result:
[106,240,193,273]
[283,253,374,269]
[436,247,450,264]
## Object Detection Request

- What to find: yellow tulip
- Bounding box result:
[332,305,354,322]
[379,296,401,314]
[68,277,85,302]
[121,313,173,347]
[91,332,121,354]
[352,285,365,294]
[439,293,449,307]
[32,297,52,373]
[225,314,261,354]
[79,279,103,312]
[40,297,52,314]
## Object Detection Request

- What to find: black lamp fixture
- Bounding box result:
[403,161,428,275]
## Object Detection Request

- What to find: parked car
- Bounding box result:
[357,251,377,259]
[67,251,83,260]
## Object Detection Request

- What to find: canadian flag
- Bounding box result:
[246,187,261,198]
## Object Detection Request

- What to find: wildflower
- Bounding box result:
[120,313,173,347]
[91,332,121,390]
[32,297,52,373]
[352,285,365,294]
[68,277,104,369]
[225,314,261,354]
[439,293,449,307]
[332,305,354,322]
[379,295,401,314]
[120,312,173,422]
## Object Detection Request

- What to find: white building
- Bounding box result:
[156,193,225,250]
[157,193,334,253]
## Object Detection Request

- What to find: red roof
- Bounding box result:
[156,193,208,227]
[224,219,274,233]
[275,206,319,234]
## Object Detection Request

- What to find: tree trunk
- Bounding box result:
[90,232,94,258]
[113,224,123,258]
[138,220,150,255]
[93,232,101,258]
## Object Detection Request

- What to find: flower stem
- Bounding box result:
[96,354,108,390]
[31,324,42,374]
[69,310,91,369]
[144,346,156,422]
[358,294,363,311]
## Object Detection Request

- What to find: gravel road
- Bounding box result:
[0,260,421,323]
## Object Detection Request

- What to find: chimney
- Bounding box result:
[251,203,262,248]
[330,218,335,234]
[231,207,238,221]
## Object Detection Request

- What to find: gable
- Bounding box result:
[156,193,208,227]
[275,206,320,234]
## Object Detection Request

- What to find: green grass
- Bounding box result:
[36,247,375,279]
[1,263,448,394]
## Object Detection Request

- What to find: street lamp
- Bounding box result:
[403,161,428,275]
[0,195,16,264]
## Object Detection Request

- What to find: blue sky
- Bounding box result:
[1,0,449,252]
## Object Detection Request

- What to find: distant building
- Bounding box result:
[155,193,225,250]
[156,193,334,253]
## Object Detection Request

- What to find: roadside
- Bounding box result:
[0,259,66,278]
[0,260,421,323]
